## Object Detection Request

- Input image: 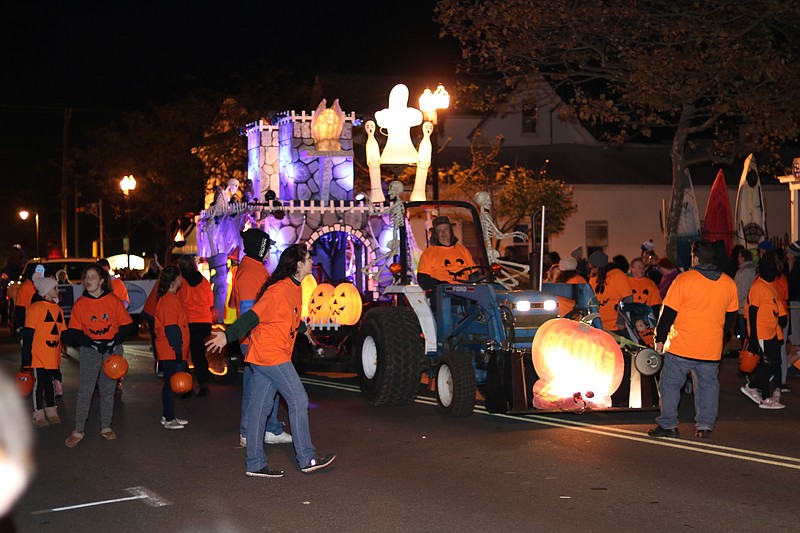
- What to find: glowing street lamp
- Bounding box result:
[119,175,137,268]
[19,210,40,257]
[418,84,450,201]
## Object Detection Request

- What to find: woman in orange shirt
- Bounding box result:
[206,245,335,478]
[154,266,190,429]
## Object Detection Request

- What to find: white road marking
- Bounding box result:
[32,486,169,515]
[301,377,800,470]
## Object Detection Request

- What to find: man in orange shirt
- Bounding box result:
[648,240,738,439]
[417,216,476,290]
[628,257,662,315]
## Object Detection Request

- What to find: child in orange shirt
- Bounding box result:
[21,274,67,427]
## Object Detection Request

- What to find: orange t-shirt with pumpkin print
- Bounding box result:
[628,276,661,307]
[22,299,66,369]
[68,291,132,341]
[417,244,476,284]
[590,268,633,331]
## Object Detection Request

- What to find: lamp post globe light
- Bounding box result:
[119,175,136,269]
[418,84,450,201]
[19,209,40,257]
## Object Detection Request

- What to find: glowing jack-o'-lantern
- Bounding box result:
[307,283,335,324]
[300,275,319,319]
[531,318,624,409]
[327,282,363,326]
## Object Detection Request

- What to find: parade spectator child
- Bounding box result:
[634,318,656,348]
[21,274,67,427]
[14,263,42,341]
[154,266,190,429]
[64,265,133,447]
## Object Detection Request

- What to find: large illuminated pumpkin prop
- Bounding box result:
[307,283,335,324]
[300,275,319,319]
[531,318,624,409]
[327,282,363,326]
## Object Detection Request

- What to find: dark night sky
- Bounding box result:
[0,2,460,258]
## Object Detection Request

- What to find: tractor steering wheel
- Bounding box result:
[452,264,492,283]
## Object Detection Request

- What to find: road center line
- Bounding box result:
[32,486,169,515]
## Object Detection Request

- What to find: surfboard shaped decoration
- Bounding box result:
[674,168,702,270]
[734,153,767,247]
[702,169,733,255]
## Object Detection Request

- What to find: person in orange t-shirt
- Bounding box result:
[97,258,129,309]
[740,253,788,408]
[177,254,214,396]
[230,228,290,447]
[417,216,476,291]
[65,264,133,447]
[553,257,587,317]
[14,263,42,341]
[21,274,68,427]
[628,257,662,314]
[649,241,738,439]
[141,282,160,375]
[588,251,633,332]
[206,245,335,477]
[154,266,190,429]
[771,254,790,390]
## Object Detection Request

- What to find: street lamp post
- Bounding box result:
[119,174,137,269]
[418,84,450,201]
[19,210,40,257]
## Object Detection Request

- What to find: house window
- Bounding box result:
[522,106,538,133]
[586,220,608,256]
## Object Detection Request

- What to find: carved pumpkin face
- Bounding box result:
[308,283,335,324]
[531,318,624,409]
[327,283,363,326]
[89,313,112,336]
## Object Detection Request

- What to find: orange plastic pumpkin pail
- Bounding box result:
[16,370,35,397]
[102,354,129,380]
[738,348,759,373]
[170,371,194,394]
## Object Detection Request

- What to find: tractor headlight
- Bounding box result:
[543,299,557,312]
[515,300,531,312]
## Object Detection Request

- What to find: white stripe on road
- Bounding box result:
[32,486,169,515]
[301,377,800,470]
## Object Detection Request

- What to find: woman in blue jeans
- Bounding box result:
[206,244,334,477]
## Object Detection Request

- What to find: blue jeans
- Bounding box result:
[239,347,284,438]
[246,361,315,472]
[656,352,720,432]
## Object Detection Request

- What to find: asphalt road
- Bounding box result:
[2,330,799,533]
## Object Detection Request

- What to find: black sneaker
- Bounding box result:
[647,426,679,438]
[246,467,284,478]
[301,453,336,473]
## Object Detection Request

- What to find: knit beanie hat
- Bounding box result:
[33,273,58,297]
[588,250,608,268]
[559,257,577,271]
[242,228,272,261]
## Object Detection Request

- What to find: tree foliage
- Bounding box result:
[435,0,800,260]
[439,132,577,236]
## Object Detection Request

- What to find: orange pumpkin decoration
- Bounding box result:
[307,283,335,324]
[170,371,194,394]
[300,275,319,319]
[16,370,35,397]
[102,354,129,380]
[327,282,363,326]
[531,318,624,409]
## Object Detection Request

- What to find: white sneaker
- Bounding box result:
[740,385,761,405]
[163,419,185,429]
[264,431,293,444]
[239,435,247,447]
[759,397,786,410]
[772,389,782,402]
[161,416,188,426]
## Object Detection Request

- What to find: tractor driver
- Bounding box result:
[417,216,476,291]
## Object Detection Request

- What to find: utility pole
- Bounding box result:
[61,108,71,258]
